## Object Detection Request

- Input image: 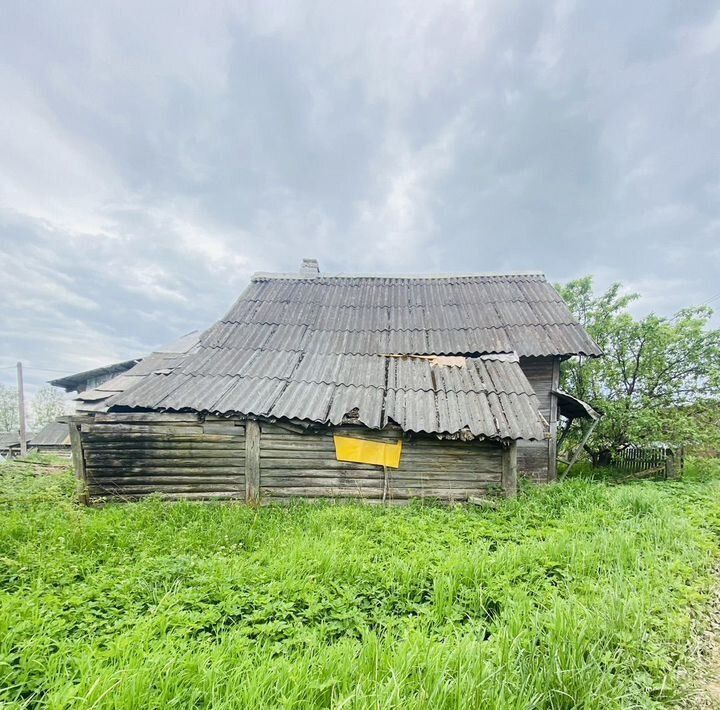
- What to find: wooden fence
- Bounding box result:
[613,446,683,478]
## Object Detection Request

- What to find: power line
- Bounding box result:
[699,291,720,308]
[0,365,71,373]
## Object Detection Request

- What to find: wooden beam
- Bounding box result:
[245,419,261,503]
[547,357,561,482]
[559,417,599,480]
[68,422,88,505]
[502,442,518,498]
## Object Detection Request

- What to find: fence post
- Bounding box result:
[68,421,88,505]
[664,452,676,480]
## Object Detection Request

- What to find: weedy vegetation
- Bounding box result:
[1,457,720,708]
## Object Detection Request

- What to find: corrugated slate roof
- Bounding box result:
[30,422,71,446]
[49,359,138,392]
[0,432,21,449]
[108,354,546,440]
[75,332,201,413]
[92,270,599,440]
[217,274,600,358]
[0,432,35,450]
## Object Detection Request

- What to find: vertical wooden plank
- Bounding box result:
[502,442,518,498]
[245,419,261,502]
[69,422,88,505]
[547,356,560,482]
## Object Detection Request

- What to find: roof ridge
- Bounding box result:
[251,271,546,282]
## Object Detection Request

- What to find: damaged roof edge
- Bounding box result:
[49,359,139,391]
[103,405,547,442]
[102,354,548,442]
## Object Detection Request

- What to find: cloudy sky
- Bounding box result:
[1,0,719,394]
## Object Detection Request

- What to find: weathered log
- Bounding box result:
[94,413,202,423]
[89,483,243,494]
[260,469,499,483]
[87,466,244,477]
[83,433,239,442]
[85,450,244,461]
[84,424,206,435]
[89,476,245,491]
[89,490,242,501]
[84,443,244,453]
[85,458,244,468]
[262,487,383,498]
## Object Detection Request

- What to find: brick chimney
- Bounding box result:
[300,258,320,276]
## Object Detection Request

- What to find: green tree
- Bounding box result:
[31,386,67,429]
[0,384,19,432]
[557,277,720,463]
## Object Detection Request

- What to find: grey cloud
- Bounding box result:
[1,0,719,396]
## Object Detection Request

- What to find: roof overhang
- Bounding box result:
[554,390,601,420]
[49,360,139,392]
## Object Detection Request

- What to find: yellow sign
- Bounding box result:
[333,435,403,468]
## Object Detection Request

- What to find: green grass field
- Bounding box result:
[1,457,719,708]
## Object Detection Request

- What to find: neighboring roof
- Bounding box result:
[75,331,201,412]
[0,432,20,449]
[85,267,604,440]
[0,432,35,450]
[554,390,601,420]
[49,360,139,392]
[30,422,71,446]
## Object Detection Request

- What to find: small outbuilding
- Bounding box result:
[68,262,600,504]
[0,432,29,460]
[28,422,72,457]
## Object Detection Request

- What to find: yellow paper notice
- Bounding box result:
[333,435,403,468]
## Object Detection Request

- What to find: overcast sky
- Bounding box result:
[1,0,719,394]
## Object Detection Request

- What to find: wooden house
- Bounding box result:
[68,262,601,504]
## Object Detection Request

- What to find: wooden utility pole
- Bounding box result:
[16,361,27,456]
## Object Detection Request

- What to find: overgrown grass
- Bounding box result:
[1,457,720,708]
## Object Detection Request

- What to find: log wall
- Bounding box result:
[260,423,503,502]
[75,415,505,504]
[79,413,246,501]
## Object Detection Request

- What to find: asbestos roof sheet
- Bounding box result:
[29,422,71,446]
[97,271,600,440]
[108,353,546,440]
[74,332,203,413]
[219,275,600,358]
[0,432,21,449]
[48,360,138,392]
